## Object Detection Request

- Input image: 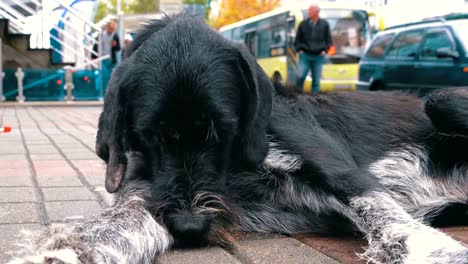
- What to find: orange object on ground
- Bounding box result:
[0,126,12,133]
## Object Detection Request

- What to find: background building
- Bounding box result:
[160,0,184,14]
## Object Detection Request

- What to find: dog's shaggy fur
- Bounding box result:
[9,14,468,264]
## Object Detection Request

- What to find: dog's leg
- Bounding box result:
[425,88,468,136]
[8,181,173,264]
[369,145,468,225]
[301,152,468,263]
[350,191,468,264]
[346,145,468,264]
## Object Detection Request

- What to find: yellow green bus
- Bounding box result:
[219,3,384,92]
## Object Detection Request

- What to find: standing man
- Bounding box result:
[92,20,121,91]
[294,3,332,93]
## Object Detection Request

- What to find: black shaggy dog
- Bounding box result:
[10,14,468,264]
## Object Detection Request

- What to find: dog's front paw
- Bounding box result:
[7,225,96,264]
[404,228,468,264]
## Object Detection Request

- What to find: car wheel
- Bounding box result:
[370,82,385,91]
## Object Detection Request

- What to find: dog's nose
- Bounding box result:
[169,212,210,247]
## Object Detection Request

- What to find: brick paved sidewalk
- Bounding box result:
[0,106,467,264]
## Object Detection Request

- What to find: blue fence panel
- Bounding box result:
[2,69,18,101]
[2,69,65,101]
[73,69,102,100]
[1,68,104,101]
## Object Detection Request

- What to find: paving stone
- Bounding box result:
[33,160,70,168]
[42,187,96,201]
[33,160,76,177]
[41,129,62,135]
[0,154,27,160]
[30,154,64,160]
[0,167,31,177]
[233,231,287,241]
[441,226,468,244]
[22,134,48,139]
[60,147,92,152]
[294,234,366,264]
[51,137,76,143]
[235,237,340,264]
[23,137,48,142]
[158,247,240,264]
[57,144,87,150]
[24,140,52,145]
[71,160,106,177]
[64,151,99,160]
[0,148,26,155]
[0,187,36,203]
[0,160,29,168]
[46,200,102,222]
[0,176,33,187]
[34,166,76,177]
[84,175,105,186]
[0,203,38,223]
[0,135,21,140]
[0,142,23,148]
[27,145,59,154]
[0,224,45,263]
[37,175,83,187]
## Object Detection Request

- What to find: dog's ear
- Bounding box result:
[95,69,130,193]
[235,45,273,167]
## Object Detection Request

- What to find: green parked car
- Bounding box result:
[357,14,468,95]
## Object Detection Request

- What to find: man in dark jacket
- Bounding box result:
[92,20,121,93]
[294,3,332,93]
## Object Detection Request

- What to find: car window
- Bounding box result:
[365,33,395,58]
[420,30,454,59]
[386,30,423,58]
[452,22,468,55]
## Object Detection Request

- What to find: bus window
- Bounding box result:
[287,16,296,49]
[271,27,286,47]
[245,30,258,56]
[232,27,242,43]
[270,27,286,56]
[221,30,231,40]
[258,31,270,58]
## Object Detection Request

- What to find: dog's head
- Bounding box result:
[96,15,272,246]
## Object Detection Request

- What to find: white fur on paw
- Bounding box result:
[404,227,468,264]
[8,248,79,264]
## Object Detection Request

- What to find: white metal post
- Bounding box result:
[64,66,74,101]
[0,38,4,102]
[98,32,104,100]
[15,68,25,103]
[117,0,124,48]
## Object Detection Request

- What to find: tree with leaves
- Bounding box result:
[212,0,280,29]
[94,0,160,22]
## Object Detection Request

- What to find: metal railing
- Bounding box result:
[0,0,109,102]
[0,0,104,68]
[0,2,27,33]
[49,0,103,67]
[0,37,4,102]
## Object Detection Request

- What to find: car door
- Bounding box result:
[358,32,395,90]
[412,27,462,93]
[383,29,424,90]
